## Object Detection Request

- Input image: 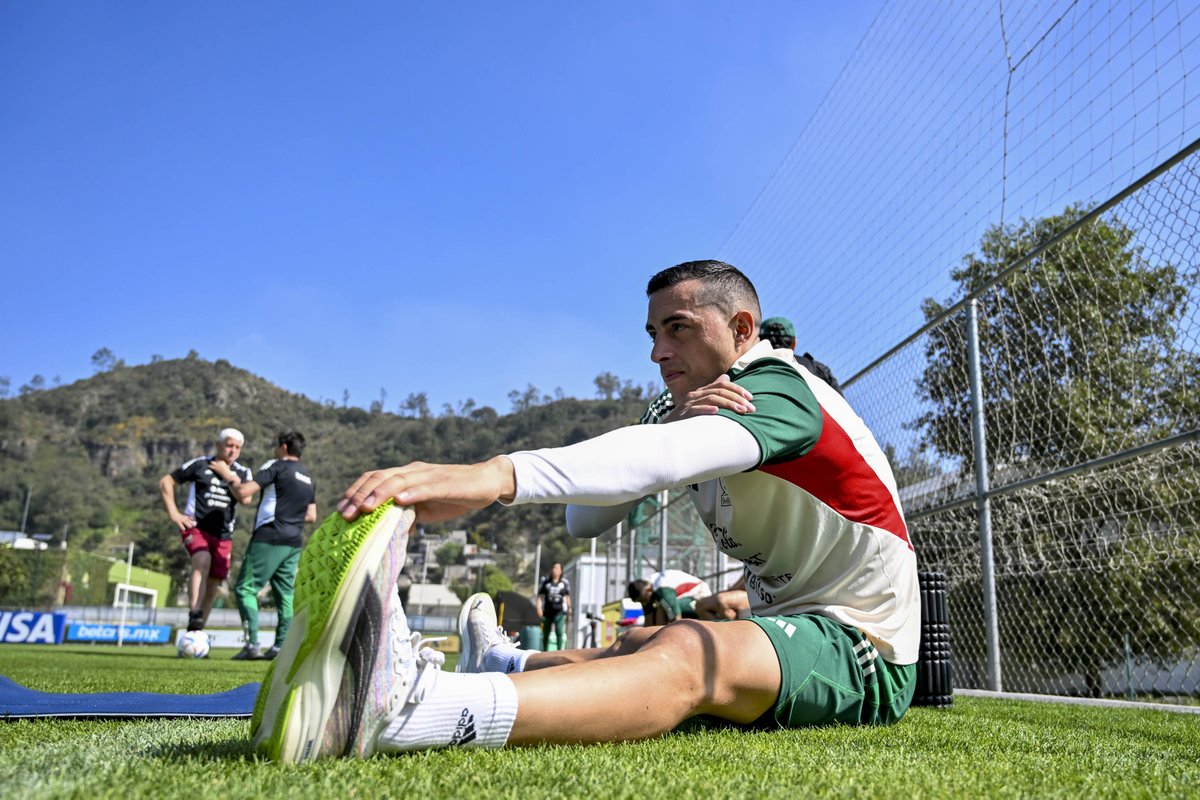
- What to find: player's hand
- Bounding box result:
[337,456,517,523]
[694,590,749,621]
[661,375,755,423]
[207,459,232,479]
[170,512,195,531]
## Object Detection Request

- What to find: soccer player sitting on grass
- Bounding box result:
[628,570,712,626]
[252,260,918,761]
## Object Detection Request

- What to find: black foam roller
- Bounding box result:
[912,570,954,707]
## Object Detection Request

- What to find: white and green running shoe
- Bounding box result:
[251,500,415,762]
[457,592,514,674]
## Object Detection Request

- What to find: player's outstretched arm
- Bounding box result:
[337,415,758,524]
[337,456,517,523]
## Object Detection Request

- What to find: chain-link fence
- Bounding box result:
[849,143,1200,702]
[689,0,1200,706]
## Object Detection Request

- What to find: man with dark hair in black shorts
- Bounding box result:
[211,431,317,661]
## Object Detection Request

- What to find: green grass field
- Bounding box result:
[2,645,1198,799]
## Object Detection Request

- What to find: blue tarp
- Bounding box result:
[0,675,259,719]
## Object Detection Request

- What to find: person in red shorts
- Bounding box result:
[158,428,253,631]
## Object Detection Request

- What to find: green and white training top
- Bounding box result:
[505,340,919,664]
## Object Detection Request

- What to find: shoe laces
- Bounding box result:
[409,634,445,704]
[477,622,513,648]
[385,624,446,715]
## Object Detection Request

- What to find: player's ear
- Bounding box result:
[732,310,756,345]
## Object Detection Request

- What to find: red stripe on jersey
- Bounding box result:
[674,582,700,595]
[760,408,911,547]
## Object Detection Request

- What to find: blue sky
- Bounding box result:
[0,2,884,414]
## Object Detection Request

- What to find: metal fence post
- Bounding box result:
[658,490,669,572]
[967,299,1003,691]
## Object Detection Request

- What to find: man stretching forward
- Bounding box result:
[252,260,918,760]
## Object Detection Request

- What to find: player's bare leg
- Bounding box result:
[186,551,213,629]
[458,594,663,674]
[200,579,222,624]
[508,619,780,743]
[523,626,661,669]
[187,551,211,610]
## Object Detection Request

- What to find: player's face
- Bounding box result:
[216,437,242,464]
[646,280,742,396]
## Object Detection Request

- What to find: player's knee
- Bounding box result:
[642,620,717,700]
[608,627,653,656]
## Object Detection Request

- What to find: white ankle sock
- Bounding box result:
[378,672,518,752]
[483,644,536,674]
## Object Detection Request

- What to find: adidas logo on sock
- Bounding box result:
[450,707,476,746]
[506,656,518,674]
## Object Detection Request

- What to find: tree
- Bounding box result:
[19,375,45,395]
[436,541,464,567]
[0,547,30,603]
[0,376,9,398]
[508,384,545,412]
[91,348,118,373]
[480,563,513,596]
[594,372,621,400]
[913,205,1200,695]
[369,387,388,415]
[915,205,1194,468]
[401,392,431,419]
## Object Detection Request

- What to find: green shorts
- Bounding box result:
[749,613,915,727]
[677,596,698,618]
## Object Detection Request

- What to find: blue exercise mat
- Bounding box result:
[0,675,260,720]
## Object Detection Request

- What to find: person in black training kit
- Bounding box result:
[211,431,317,660]
[537,562,571,650]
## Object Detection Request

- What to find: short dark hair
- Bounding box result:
[646,260,761,323]
[627,579,650,601]
[277,431,306,457]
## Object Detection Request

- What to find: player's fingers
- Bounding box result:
[339,469,408,517]
[705,374,753,399]
[693,388,755,411]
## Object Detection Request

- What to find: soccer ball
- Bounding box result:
[177,630,210,659]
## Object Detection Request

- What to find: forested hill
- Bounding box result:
[0,356,653,580]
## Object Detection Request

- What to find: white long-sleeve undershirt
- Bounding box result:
[503,415,762,538]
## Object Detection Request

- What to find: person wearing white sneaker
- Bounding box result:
[333,261,919,751]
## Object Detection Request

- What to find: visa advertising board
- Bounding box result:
[0,611,67,644]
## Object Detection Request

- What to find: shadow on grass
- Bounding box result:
[150,734,260,764]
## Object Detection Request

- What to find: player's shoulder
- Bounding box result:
[639,389,675,425]
[232,461,253,479]
[732,350,805,382]
[728,347,821,410]
[176,455,208,473]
